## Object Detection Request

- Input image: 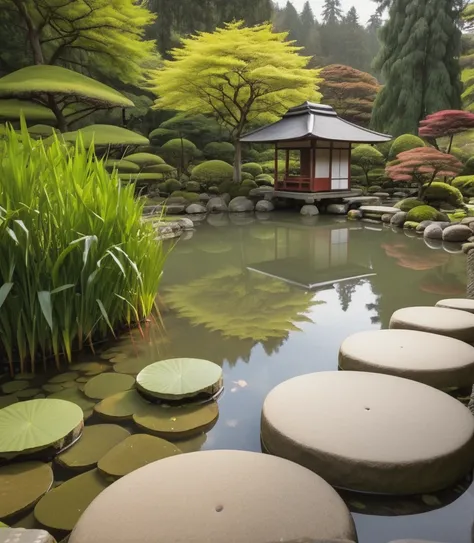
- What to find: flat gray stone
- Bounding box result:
[360,206,399,215]
[424,224,443,240]
[442,225,472,243]
[390,306,474,343]
[436,298,474,314]
[339,329,474,388]
[255,200,274,212]
[186,203,207,214]
[228,196,254,213]
[301,204,320,216]
[261,371,474,495]
[69,451,357,543]
[343,196,380,205]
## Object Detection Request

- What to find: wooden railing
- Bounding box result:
[275,177,312,192]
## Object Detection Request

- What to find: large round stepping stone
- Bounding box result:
[0,462,53,519]
[436,298,474,314]
[56,424,130,471]
[261,371,474,494]
[339,329,474,388]
[0,399,84,459]
[34,469,109,532]
[69,450,357,543]
[97,434,181,480]
[389,306,474,343]
[136,359,223,401]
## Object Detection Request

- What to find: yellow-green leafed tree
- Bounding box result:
[2,0,156,85]
[150,22,322,181]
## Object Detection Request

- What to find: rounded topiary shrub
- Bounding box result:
[388,134,425,161]
[394,198,425,212]
[452,176,474,197]
[463,156,474,176]
[191,160,234,187]
[242,179,258,189]
[406,205,443,222]
[367,185,382,194]
[125,153,165,167]
[157,182,168,193]
[186,181,201,192]
[242,162,263,178]
[170,191,200,202]
[165,179,182,193]
[241,172,254,181]
[258,149,275,162]
[203,142,235,163]
[143,164,177,177]
[423,182,464,207]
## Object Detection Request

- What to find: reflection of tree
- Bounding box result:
[165,266,322,342]
[335,280,361,312]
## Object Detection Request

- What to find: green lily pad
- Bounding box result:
[69,362,109,376]
[2,381,29,394]
[56,424,130,471]
[113,358,151,375]
[136,359,223,401]
[133,402,219,439]
[16,388,41,399]
[48,373,79,384]
[14,373,35,381]
[42,384,64,394]
[48,389,96,414]
[34,469,109,532]
[0,395,18,409]
[83,374,135,400]
[0,462,53,520]
[61,382,78,390]
[98,434,181,480]
[75,377,89,383]
[0,399,83,458]
[94,389,149,421]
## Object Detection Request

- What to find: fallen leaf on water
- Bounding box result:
[232,380,248,388]
[230,387,238,393]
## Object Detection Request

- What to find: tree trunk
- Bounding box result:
[48,96,67,132]
[233,139,242,183]
[13,0,44,64]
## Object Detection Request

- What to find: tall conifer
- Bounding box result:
[372,0,462,135]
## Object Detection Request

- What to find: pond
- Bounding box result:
[1,212,473,542]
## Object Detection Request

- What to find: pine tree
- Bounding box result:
[300,1,322,60]
[366,11,383,75]
[372,0,463,136]
[321,0,343,25]
[340,7,370,70]
[276,1,303,43]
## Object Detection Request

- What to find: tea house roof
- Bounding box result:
[240,102,392,144]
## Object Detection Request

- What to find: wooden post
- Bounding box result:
[310,140,315,191]
[274,143,278,186]
[285,149,290,181]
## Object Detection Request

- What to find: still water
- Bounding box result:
[3,212,474,541]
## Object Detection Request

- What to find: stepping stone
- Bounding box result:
[436,298,474,314]
[261,371,474,495]
[339,329,474,389]
[69,450,357,543]
[359,205,400,216]
[389,306,474,343]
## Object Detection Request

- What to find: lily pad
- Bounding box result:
[136,359,223,401]
[76,377,89,383]
[16,388,41,399]
[0,395,18,409]
[48,373,79,384]
[0,462,53,519]
[34,469,109,532]
[113,358,151,375]
[0,399,83,458]
[83,373,135,401]
[42,384,64,394]
[48,389,96,414]
[97,434,181,480]
[69,362,109,376]
[56,425,130,471]
[14,373,35,381]
[94,389,149,421]
[2,381,29,394]
[61,382,78,390]
[133,402,219,439]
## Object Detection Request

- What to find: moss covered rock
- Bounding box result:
[165,179,182,193]
[191,160,234,186]
[185,181,201,192]
[241,172,254,181]
[423,182,464,207]
[403,221,420,230]
[388,134,425,160]
[256,174,274,185]
[242,179,258,189]
[406,205,443,222]
[367,185,382,194]
[170,191,200,202]
[453,176,474,197]
[394,198,425,212]
[242,162,263,178]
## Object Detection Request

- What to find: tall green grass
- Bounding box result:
[0,123,166,373]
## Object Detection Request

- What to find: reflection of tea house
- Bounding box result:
[240,102,391,198]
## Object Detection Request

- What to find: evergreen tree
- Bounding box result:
[321,0,343,24]
[300,1,322,61]
[372,0,463,136]
[275,1,303,43]
[341,7,370,71]
[366,11,383,75]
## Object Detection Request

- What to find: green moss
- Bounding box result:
[241,162,263,178]
[241,172,254,181]
[170,191,199,202]
[242,179,258,189]
[423,182,464,207]
[388,134,425,160]
[453,176,474,197]
[449,210,468,221]
[255,174,274,185]
[191,160,234,186]
[403,221,420,229]
[406,205,443,222]
[394,198,424,212]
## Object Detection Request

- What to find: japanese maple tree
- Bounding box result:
[386,147,463,198]
[419,110,474,152]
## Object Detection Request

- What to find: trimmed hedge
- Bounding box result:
[423,182,464,207]
[203,141,235,163]
[126,153,165,167]
[165,179,182,193]
[241,172,254,181]
[191,160,234,186]
[242,162,263,178]
[452,176,474,197]
[388,134,425,160]
[105,159,140,173]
